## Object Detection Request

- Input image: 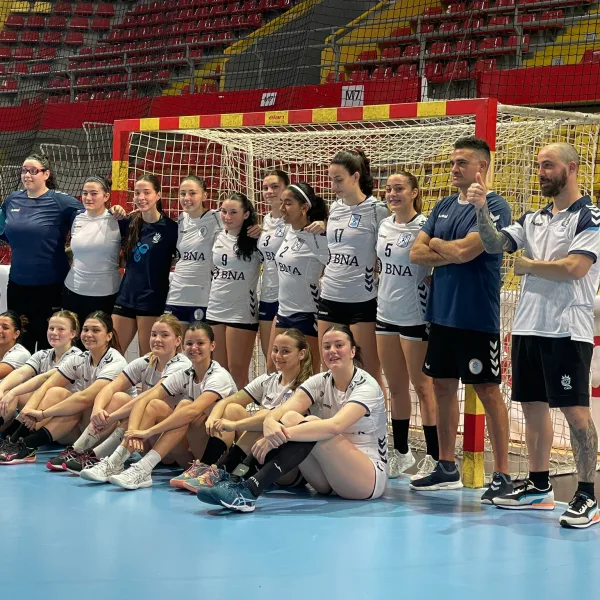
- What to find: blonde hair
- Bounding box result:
[50,310,80,343]
[148,314,184,366]
[277,329,312,390]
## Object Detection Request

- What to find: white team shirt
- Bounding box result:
[64,210,123,297]
[258,214,286,303]
[57,347,129,390]
[25,346,82,391]
[321,196,390,303]
[123,352,192,392]
[206,232,261,323]
[276,228,329,316]
[0,343,31,371]
[161,360,237,411]
[243,372,296,410]
[502,196,600,343]
[167,210,222,307]
[376,214,431,326]
[299,367,388,465]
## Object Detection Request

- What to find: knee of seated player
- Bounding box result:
[561,405,592,430]
[145,398,171,420]
[280,410,311,427]
[223,403,248,420]
[107,391,131,412]
[38,387,69,409]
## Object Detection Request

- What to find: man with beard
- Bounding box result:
[469,142,600,528]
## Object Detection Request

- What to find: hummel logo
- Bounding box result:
[424,363,431,370]
[274,463,282,473]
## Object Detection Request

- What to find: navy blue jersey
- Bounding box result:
[0,189,82,285]
[115,215,178,313]
[422,192,511,333]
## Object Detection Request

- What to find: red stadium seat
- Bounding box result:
[5,15,25,29]
[447,3,467,13]
[441,60,469,81]
[106,90,124,99]
[350,69,369,83]
[471,58,497,76]
[496,0,516,8]
[70,17,90,30]
[420,24,435,34]
[74,3,94,16]
[455,39,476,54]
[31,62,51,74]
[540,10,564,27]
[13,47,34,60]
[26,16,46,29]
[382,47,402,62]
[90,92,106,100]
[20,31,41,44]
[92,18,111,30]
[157,69,170,82]
[396,64,418,78]
[437,22,459,36]
[424,62,443,82]
[478,36,503,53]
[0,32,18,44]
[429,42,451,56]
[507,34,530,52]
[518,14,538,30]
[0,79,18,92]
[97,3,116,17]
[247,13,263,27]
[41,32,63,44]
[47,16,68,29]
[471,1,490,10]
[9,62,29,74]
[371,66,393,80]
[403,44,420,58]
[37,48,57,59]
[488,16,512,33]
[76,75,91,86]
[0,47,11,60]
[357,50,378,63]
[424,7,443,16]
[65,32,85,45]
[75,93,91,102]
[582,49,600,63]
[463,18,485,33]
[55,2,73,14]
[325,71,345,82]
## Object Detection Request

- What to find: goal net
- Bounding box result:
[112,99,600,484]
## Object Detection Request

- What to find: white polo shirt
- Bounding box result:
[501,196,600,343]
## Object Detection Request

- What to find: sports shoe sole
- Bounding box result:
[108,475,153,490]
[219,499,256,512]
[64,465,85,476]
[493,501,555,510]
[0,456,36,465]
[409,481,463,491]
[559,513,600,529]
[46,462,68,471]
[80,468,121,483]
[169,478,190,489]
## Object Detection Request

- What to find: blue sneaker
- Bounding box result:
[208,477,257,512]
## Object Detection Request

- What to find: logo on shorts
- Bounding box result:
[193,308,205,321]
[348,214,361,228]
[561,374,572,390]
[397,232,412,248]
[469,359,483,375]
[152,233,162,244]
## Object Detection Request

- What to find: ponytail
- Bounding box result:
[226,192,257,261]
[278,328,313,390]
[84,311,122,354]
[330,149,374,197]
[24,153,57,189]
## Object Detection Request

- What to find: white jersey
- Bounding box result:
[276,228,329,316]
[376,214,431,326]
[167,210,222,307]
[299,367,388,465]
[243,372,296,410]
[64,210,123,297]
[57,347,129,391]
[321,196,390,302]
[123,352,191,392]
[258,214,286,303]
[0,343,31,371]
[206,232,261,324]
[25,346,82,392]
[502,196,600,343]
[161,360,237,411]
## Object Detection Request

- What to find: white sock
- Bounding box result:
[93,427,125,458]
[137,449,161,473]
[72,426,101,452]
[109,444,131,466]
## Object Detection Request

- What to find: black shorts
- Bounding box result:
[276,312,318,337]
[258,301,278,322]
[375,320,429,341]
[112,304,162,319]
[205,319,259,332]
[62,287,118,327]
[423,323,501,385]
[164,304,207,323]
[317,297,377,326]
[512,335,592,408]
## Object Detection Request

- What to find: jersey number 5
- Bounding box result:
[384,242,392,257]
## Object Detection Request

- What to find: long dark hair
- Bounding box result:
[0,310,25,342]
[83,175,111,209]
[286,183,328,223]
[24,153,57,190]
[122,174,166,257]
[389,170,422,214]
[323,324,364,368]
[83,311,122,353]
[225,192,257,260]
[330,149,374,197]
[181,174,207,191]
[263,169,290,187]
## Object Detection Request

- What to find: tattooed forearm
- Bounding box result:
[476,202,512,254]
[570,419,598,483]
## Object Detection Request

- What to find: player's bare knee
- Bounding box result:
[223,403,246,419]
[280,411,306,427]
[561,406,591,430]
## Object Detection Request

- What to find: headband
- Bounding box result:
[289,184,312,208]
[85,176,110,193]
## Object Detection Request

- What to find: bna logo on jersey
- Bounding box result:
[348,214,361,228]
[152,233,162,244]
[292,238,305,251]
[396,232,412,248]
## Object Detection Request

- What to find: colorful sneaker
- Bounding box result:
[493,480,555,510]
[169,460,209,489]
[81,456,124,483]
[182,465,229,493]
[481,472,513,505]
[409,461,463,491]
[559,492,600,529]
[410,455,437,481]
[0,439,36,465]
[46,447,79,472]
[388,448,416,479]
[65,451,100,475]
[108,463,152,490]
[205,476,257,512]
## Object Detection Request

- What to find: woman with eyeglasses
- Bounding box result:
[0,154,83,353]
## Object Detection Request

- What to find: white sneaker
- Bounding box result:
[108,463,152,490]
[80,457,124,483]
[410,455,437,481]
[388,448,416,479]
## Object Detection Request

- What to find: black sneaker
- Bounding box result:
[409,461,463,491]
[0,439,36,464]
[559,491,600,529]
[481,472,513,504]
[46,446,79,472]
[65,451,99,475]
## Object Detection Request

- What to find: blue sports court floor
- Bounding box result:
[1,450,599,600]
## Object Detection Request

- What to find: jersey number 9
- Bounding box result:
[221,253,228,266]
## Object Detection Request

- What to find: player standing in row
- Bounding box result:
[112,174,178,356]
[270,183,329,374]
[257,170,289,371]
[410,136,512,502]
[471,142,600,528]
[206,192,260,389]
[376,172,438,479]
[319,150,388,390]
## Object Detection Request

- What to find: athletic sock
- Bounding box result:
[21,427,53,450]
[109,444,131,467]
[137,449,161,473]
[439,459,457,472]
[10,423,30,443]
[422,424,439,461]
[577,481,595,498]
[2,420,23,438]
[232,453,259,479]
[245,441,316,498]
[72,426,102,452]
[200,436,228,465]
[529,470,550,489]
[391,419,410,454]
[92,427,125,458]
[218,444,247,473]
